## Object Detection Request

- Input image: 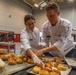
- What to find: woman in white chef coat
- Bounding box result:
[20,14,44,65]
[34,2,75,58]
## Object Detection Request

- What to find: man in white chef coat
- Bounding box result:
[34,2,75,58]
[20,14,44,65]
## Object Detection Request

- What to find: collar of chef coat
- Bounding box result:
[48,16,61,28]
[24,27,36,34]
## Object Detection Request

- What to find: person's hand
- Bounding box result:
[38,45,45,49]
[31,54,44,66]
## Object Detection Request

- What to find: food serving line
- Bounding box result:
[11,42,76,75]
[0,42,76,75]
[0,56,76,75]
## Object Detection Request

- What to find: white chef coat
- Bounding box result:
[20,27,40,53]
[41,17,75,57]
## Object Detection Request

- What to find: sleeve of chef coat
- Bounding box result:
[20,31,31,52]
[40,25,49,47]
[54,21,73,51]
[37,29,41,46]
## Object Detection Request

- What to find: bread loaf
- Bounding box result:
[0,59,5,72]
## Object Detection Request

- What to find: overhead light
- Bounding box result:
[68,0,74,2]
[40,2,47,8]
[34,4,39,7]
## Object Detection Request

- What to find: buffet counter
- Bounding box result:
[10,57,76,75]
[0,51,76,75]
[11,68,76,75]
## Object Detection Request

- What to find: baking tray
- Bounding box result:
[27,64,72,75]
[41,56,65,64]
[26,57,71,75]
[0,61,34,75]
[65,58,76,68]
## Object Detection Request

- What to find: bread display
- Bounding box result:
[32,65,61,75]
[27,58,34,64]
[0,49,7,54]
[52,57,64,63]
[8,59,16,65]
[32,66,41,74]
[39,69,49,75]
[29,56,70,75]
[23,57,27,62]
[45,67,52,72]
[17,54,24,59]
[0,51,69,75]
[56,64,66,71]
[16,58,23,64]
[8,57,14,61]
[50,69,61,75]
[0,54,12,61]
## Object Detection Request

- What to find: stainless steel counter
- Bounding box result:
[11,68,76,75]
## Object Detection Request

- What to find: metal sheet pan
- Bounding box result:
[26,57,72,75]
[65,58,76,68]
[27,64,72,75]
[0,61,34,75]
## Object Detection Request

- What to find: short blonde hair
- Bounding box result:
[45,2,60,12]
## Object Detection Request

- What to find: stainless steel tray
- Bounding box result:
[27,64,72,75]
[65,58,76,68]
[0,61,34,75]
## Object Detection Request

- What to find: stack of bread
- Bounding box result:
[31,57,67,75]
[0,49,34,65]
[32,62,62,75]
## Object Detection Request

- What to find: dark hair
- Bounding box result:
[45,2,60,12]
[24,14,35,23]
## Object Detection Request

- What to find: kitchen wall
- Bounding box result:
[0,0,32,33]
[0,0,76,33]
[33,1,76,33]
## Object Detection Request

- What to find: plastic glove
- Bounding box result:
[31,54,44,66]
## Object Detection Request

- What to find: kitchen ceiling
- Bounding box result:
[17,0,42,8]
[17,0,75,8]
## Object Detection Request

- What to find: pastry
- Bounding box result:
[0,49,7,54]
[49,71,60,75]
[18,54,24,59]
[0,54,11,61]
[27,58,34,64]
[23,57,27,62]
[53,57,64,63]
[16,58,23,64]
[49,69,61,75]
[32,66,41,74]
[57,64,66,71]
[39,69,49,75]
[8,59,16,65]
